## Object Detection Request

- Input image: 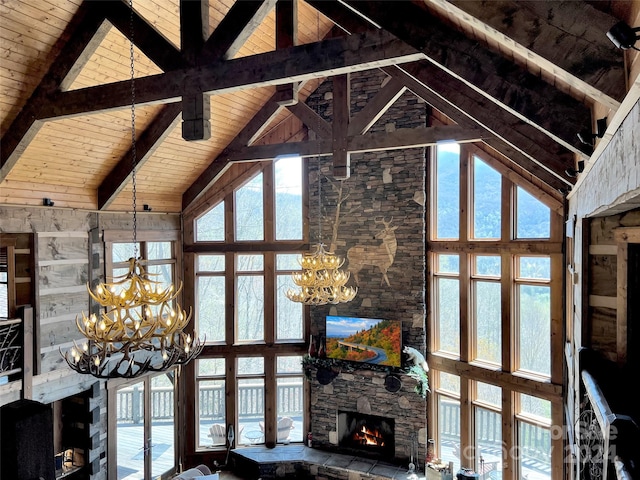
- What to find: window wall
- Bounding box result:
[428,143,563,480]
[186,157,307,452]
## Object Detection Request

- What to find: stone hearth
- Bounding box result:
[229,445,429,480]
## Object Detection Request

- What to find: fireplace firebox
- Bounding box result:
[337,411,395,459]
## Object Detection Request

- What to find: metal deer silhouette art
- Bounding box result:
[347,217,398,287]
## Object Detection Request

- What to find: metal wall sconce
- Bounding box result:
[565,160,585,178]
[43,198,55,207]
[607,21,640,50]
[578,118,607,146]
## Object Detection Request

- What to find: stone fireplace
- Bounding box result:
[337,410,395,459]
[307,70,427,467]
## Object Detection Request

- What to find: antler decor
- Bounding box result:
[285,243,357,305]
[61,257,203,378]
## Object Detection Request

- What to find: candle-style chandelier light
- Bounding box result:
[61,0,202,378]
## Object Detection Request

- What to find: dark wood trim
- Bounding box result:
[332,73,350,178]
[429,241,563,255]
[185,242,309,254]
[385,64,575,190]
[286,103,332,139]
[275,0,299,106]
[183,99,284,210]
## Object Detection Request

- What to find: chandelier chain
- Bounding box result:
[129,0,138,257]
[60,0,203,379]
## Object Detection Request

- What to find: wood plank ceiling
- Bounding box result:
[0,0,636,213]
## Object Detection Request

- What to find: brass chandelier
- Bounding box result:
[61,0,202,378]
[286,156,357,305]
[285,243,357,305]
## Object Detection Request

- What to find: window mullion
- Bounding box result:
[460,252,470,363]
[226,252,235,345]
[264,253,275,344]
[502,252,513,372]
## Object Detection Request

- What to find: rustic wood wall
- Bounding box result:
[0,205,181,479]
[587,209,640,361]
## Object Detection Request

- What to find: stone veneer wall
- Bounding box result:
[307,70,427,465]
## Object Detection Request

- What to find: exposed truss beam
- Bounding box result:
[427,0,625,110]
[39,30,424,119]
[97,103,183,210]
[313,0,592,155]
[385,65,572,191]
[1,2,110,181]
[225,125,487,162]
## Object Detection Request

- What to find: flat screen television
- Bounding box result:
[325,316,402,368]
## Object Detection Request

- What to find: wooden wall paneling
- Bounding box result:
[614,226,640,366]
[589,306,618,361]
[580,218,590,349]
[36,231,89,374]
[19,305,34,400]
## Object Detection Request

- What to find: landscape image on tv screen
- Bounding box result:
[325,316,402,368]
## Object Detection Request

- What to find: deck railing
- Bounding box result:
[116,382,303,424]
[115,382,547,462]
[439,400,551,463]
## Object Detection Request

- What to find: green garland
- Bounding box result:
[301,354,430,398]
[405,364,430,398]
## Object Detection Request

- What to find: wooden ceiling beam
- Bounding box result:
[101,0,186,71]
[275,0,299,106]
[428,0,625,110]
[0,2,110,181]
[180,0,210,140]
[332,73,350,178]
[286,102,332,139]
[40,30,424,119]
[348,76,406,136]
[328,0,592,155]
[225,125,487,162]
[180,0,208,65]
[384,65,572,191]
[395,62,575,176]
[97,103,183,210]
[201,0,278,63]
[182,98,285,209]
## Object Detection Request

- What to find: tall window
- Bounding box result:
[191,156,306,451]
[429,144,562,479]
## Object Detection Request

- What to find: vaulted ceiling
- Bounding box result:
[1,0,638,214]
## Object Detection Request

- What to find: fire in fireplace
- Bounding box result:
[337,411,395,459]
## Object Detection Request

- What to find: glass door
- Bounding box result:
[112,371,177,480]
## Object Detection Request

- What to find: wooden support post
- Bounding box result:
[275,0,299,106]
[182,94,211,141]
[19,305,33,400]
[180,0,211,141]
[332,74,350,179]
